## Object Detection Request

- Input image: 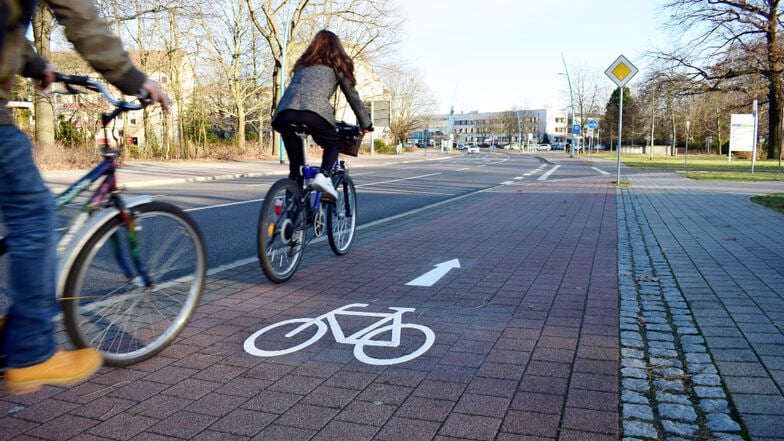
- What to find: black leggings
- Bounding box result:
[272,110,339,186]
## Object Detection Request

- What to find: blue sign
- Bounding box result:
[573,123,581,135]
[587,119,598,130]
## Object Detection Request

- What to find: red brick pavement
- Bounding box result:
[1,169,619,440]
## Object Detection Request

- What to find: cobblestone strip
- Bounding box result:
[618,187,746,441]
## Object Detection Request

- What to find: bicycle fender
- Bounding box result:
[55,196,153,298]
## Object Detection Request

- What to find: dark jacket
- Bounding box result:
[1,0,146,125]
[273,64,372,130]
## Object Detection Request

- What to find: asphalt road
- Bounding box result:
[118,153,566,272]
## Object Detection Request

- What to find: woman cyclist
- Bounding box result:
[271,30,373,199]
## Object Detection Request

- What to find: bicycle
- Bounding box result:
[257,123,359,283]
[243,303,435,365]
[0,73,207,367]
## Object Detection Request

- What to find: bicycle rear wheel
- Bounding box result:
[62,201,206,367]
[258,179,306,283]
[327,174,357,255]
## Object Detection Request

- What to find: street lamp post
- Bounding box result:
[278,0,296,164]
[685,120,690,168]
[516,110,522,151]
[561,53,575,158]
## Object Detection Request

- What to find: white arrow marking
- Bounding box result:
[406,259,461,287]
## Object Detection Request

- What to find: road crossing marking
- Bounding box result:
[537,165,560,181]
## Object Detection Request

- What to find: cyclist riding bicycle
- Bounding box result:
[1,0,169,394]
[271,29,373,200]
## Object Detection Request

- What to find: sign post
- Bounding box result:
[587,119,598,158]
[605,55,639,184]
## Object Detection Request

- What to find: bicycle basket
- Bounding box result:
[336,121,363,156]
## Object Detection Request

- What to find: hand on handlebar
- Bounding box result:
[39,64,57,91]
[141,79,171,112]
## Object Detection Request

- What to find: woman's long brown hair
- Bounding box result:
[292,30,356,85]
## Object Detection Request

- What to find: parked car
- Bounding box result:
[467,145,480,154]
[536,144,552,151]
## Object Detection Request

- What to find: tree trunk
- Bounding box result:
[32,6,54,157]
[270,61,282,160]
[767,75,783,160]
[237,105,246,150]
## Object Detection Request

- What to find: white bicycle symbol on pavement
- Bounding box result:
[243,303,435,365]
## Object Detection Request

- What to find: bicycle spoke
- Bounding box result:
[63,202,205,366]
[258,180,305,283]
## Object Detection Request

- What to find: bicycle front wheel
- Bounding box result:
[258,179,306,283]
[327,174,357,255]
[62,201,207,367]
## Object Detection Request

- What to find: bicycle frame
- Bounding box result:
[295,130,338,211]
[56,74,157,290]
[55,154,119,253]
[54,152,153,292]
[291,130,350,234]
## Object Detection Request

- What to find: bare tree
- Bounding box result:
[571,64,611,134]
[32,5,57,157]
[243,0,399,156]
[657,0,784,159]
[381,68,436,145]
[198,0,272,152]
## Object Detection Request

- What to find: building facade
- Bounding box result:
[411,107,570,149]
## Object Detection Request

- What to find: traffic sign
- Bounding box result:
[587,119,598,130]
[605,55,638,88]
[573,123,581,135]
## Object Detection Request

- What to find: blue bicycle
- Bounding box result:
[257,123,360,283]
[0,74,207,366]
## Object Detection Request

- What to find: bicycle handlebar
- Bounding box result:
[54,73,149,111]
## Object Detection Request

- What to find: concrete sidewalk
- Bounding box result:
[617,170,784,441]
[0,152,782,440]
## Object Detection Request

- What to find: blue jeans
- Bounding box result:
[0,125,57,368]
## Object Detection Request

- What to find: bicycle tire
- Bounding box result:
[353,323,435,366]
[327,174,357,255]
[62,201,206,367]
[258,179,306,283]
[243,317,327,357]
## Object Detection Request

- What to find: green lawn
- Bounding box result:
[588,152,784,175]
[750,194,784,214]
[585,152,784,214]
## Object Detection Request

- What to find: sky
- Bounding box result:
[393,0,672,114]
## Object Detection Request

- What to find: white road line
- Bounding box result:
[537,165,560,181]
[355,172,442,187]
[186,198,263,212]
[592,167,610,175]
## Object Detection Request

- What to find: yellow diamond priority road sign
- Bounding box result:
[605,55,638,88]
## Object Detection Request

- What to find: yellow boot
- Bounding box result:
[4,348,102,395]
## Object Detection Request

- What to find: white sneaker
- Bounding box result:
[311,173,338,200]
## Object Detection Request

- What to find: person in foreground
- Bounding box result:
[1,0,170,395]
[271,29,373,199]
